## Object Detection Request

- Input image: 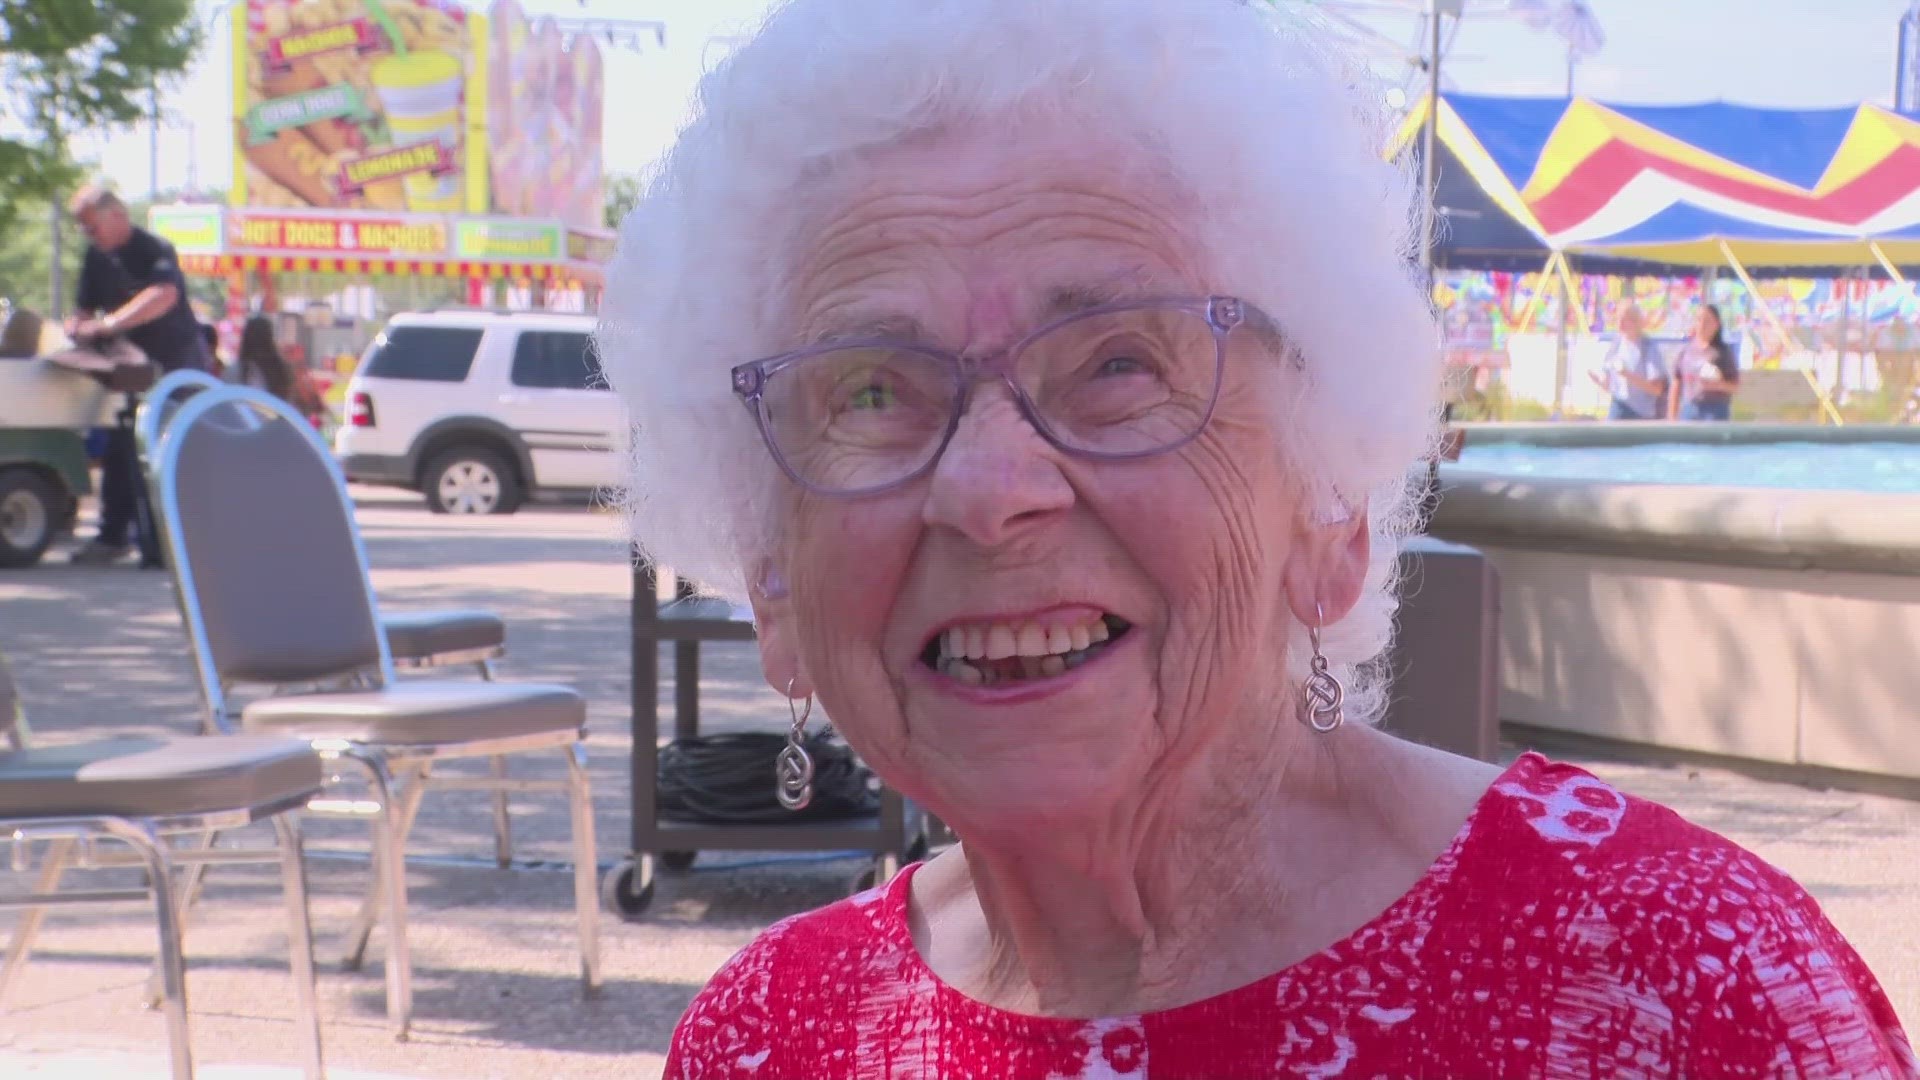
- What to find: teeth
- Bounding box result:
[934,614,1126,678]
[1016,625,1048,657]
[985,625,1017,660]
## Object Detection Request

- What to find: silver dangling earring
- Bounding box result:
[776,677,816,811]
[1299,603,1345,733]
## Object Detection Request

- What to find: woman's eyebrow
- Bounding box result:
[798,279,1186,347]
[803,312,930,346]
[1037,281,1133,319]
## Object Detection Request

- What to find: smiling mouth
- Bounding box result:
[920,613,1133,686]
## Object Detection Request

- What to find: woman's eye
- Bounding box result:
[1094,353,1150,377]
[845,382,896,410]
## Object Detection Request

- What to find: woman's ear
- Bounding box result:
[1283,506,1371,629]
[746,559,812,699]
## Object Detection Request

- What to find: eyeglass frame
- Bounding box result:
[729,294,1265,499]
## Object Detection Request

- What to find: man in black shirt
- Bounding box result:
[66,184,212,567]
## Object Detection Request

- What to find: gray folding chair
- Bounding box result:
[140,370,521,867]
[146,384,600,1040]
[0,650,325,1080]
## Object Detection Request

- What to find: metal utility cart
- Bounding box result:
[601,557,929,919]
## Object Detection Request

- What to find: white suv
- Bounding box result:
[334,310,624,514]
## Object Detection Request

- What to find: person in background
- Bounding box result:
[1671,303,1740,421]
[1590,303,1668,420]
[65,184,212,568]
[200,322,221,372]
[235,315,328,428]
[233,315,295,399]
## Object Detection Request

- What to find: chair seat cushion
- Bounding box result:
[0,735,323,819]
[383,609,506,663]
[241,682,585,745]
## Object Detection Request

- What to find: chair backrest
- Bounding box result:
[0,307,44,359]
[151,387,390,710]
[136,368,227,467]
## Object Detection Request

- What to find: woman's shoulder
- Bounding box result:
[663,874,914,1078]
[1468,753,1798,901]
[1447,754,1917,1076]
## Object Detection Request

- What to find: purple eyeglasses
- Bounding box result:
[730,295,1269,498]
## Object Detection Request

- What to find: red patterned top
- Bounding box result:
[665,754,1917,1079]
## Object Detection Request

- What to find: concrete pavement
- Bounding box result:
[0,488,1914,1078]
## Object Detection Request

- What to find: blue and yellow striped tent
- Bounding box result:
[1394,94,1920,276]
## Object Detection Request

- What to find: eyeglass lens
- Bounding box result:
[758,306,1221,493]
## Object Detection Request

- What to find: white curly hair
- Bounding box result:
[595,0,1442,724]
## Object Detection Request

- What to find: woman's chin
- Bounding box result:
[899,697,1160,839]
[929,760,1143,842]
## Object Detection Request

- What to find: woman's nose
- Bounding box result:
[922,383,1074,546]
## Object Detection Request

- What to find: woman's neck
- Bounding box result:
[909,723,1484,1018]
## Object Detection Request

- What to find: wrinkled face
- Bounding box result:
[749,128,1367,835]
[75,204,131,251]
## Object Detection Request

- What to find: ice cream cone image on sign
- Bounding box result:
[369,49,463,211]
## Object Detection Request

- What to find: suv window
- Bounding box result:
[510,330,605,391]
[360,325,483,382]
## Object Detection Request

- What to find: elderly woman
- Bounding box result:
[599,1,1915,1076]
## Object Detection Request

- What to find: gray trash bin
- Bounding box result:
[1382,537,1501,762]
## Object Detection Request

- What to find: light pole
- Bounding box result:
[150,80,161,200]
[1420,0,1460,280]
[50,203,64,320]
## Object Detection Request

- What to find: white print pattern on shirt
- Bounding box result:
[1496,772,1627,847]
[1049,1018,1147,1079]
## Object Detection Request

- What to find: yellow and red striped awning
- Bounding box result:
[180,253,601,284]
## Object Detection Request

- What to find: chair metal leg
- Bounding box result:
[143,829,223,1009]
[475,662,511,868]
[489,755,512,868]
[564,741,601,994]
[271,815,326,1080]
[341,761,429,975]
[0,837,74,1008]
[334,748,413,1041]
[98,819,192,1080]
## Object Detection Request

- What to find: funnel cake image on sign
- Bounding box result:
[483,0,605,228]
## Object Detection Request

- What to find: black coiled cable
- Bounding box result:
[657,732,879,823]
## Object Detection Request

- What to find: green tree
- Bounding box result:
[0,0,201,233]
[605,172,643,230]
[0,198,84,314]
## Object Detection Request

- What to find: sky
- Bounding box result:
[81,0,1919,201]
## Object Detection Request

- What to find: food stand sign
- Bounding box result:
[455,219,562,261]
[233,0,607,230]
[229,210,451,257]
[148,205,226,255]
[565,227,616,265]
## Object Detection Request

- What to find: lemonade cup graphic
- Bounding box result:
[370,50,464,212]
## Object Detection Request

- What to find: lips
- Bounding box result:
[920,611,1133,686]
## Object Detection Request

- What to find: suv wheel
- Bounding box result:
[423,447,523,515]
[0,468,62,568]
